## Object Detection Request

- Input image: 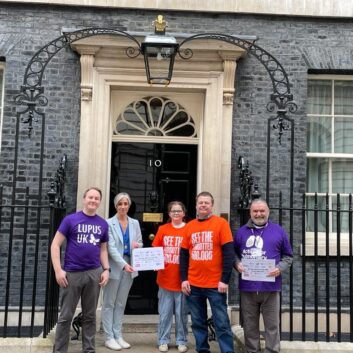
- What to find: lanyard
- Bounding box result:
[250,229,264,248]
[119,223,130,253]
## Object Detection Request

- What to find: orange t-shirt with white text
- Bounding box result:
[181,215,233,288]
[152,222,186,291]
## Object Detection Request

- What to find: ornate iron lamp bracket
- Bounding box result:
[14,28,142,137]
[178,33,298,143]
[15,27,297,142]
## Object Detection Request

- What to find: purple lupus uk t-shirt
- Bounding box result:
[234,221,293,292]
[58,211,109,272]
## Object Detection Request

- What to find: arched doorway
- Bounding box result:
[71,35,246,220]
[110,95,198,313]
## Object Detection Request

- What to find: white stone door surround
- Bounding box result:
[71,35,246,218]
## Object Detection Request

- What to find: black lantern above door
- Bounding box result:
[141,16,179,85]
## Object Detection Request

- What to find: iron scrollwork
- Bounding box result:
[178,33,297,144]
[15,27,297,142]
[15,28,142,137]
[48,154,67,208]
[238,156,254,208]
[238,156,261,208]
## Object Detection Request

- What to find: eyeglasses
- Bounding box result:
[170,210,183,214]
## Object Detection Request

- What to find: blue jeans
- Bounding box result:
[186,286,235,353]
[158,287,188,345]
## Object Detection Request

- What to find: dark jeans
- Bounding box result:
[186,286,235,353]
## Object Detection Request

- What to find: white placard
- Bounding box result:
[241,258,276,282]
[132,247,165,271]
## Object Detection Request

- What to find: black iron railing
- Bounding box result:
[43,205,65,338]
[0,185,65,338]
[0,156,67,338]
[236,192,353,342]
[1,187,352,341]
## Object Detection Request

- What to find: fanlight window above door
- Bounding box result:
[114,96,197,137]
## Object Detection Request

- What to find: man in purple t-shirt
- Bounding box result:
[234,199,293,353]
[51,187,110,353]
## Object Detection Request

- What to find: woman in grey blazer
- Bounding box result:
[102,192,143,350]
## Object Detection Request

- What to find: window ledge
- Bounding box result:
[301,232,353,256]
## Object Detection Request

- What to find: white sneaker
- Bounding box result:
[177,345,188,353]
[116,337,131,349]
[159,344,169,352]
[105,338,122,351]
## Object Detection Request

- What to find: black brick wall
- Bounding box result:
[0,3,352,310]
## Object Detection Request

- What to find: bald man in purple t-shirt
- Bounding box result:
[51,187,109,353]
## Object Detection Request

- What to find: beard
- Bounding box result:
[252,217,268,227]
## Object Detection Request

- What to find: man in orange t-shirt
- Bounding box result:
[180,192,235,353]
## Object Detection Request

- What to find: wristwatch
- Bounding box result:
[103,268,111,272]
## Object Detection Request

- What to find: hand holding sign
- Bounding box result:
[132,247,165,271]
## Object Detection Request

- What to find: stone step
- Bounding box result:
[120,315,191,333]
[123,323,158,333]
[97,315,159,333]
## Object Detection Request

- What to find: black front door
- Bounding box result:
[110,142,197,314]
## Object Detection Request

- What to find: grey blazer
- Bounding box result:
[106,215,143,280]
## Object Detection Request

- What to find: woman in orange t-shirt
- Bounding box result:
[152,201,189,353]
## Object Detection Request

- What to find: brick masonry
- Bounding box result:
[0,3,352,315]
